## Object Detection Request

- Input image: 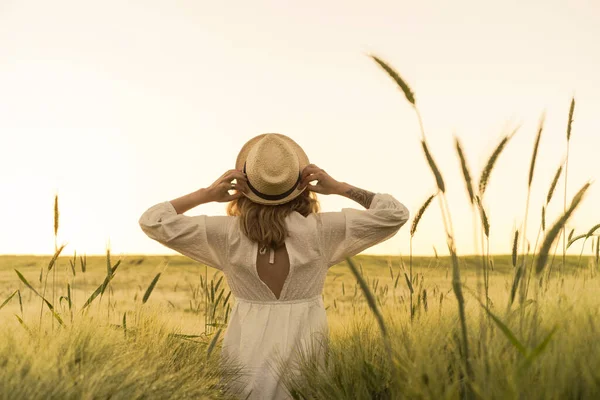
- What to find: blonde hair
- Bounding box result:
[226,190,320,248]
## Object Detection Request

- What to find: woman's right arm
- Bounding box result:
[300,165,410,267]
[335,182,376,209]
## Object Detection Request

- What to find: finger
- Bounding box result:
[222,181,247,194]
[222,170,248,183]
[301,164,320,180]
[306,182,325,193]
[220,169,240,180]
[226,191,244,201]
[233,181,249,193]
[302,165,320,179]
[301,172,318,184]
[300,172,323,188]
[298,176,313,190]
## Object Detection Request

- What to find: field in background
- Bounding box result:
[1,254,600,399]
[3,252,592,330]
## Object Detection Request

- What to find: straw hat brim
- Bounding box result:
[235,133,310,205]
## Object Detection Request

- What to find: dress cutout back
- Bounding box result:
[256,244,290,300]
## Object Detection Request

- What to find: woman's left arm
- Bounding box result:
[170,169,248,214]
[169,188,213,215]
[138,169,249,271]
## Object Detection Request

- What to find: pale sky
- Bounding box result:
[1,0,598,257]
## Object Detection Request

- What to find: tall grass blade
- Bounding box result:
[54,194,59,238]
[213,289,224,313]
[568,229,574,244]
[82,277,110,310]
[566,97,575,141]
[404,272,414,294]
[225,304,231,323]
[370,55,416,105]
[0,290,18,310]
[207,328,223,358]
[15,269,64,326]
[476,196,490,237]
[80,254,87,273]
[567,234,586,249]
[47,243,67,272]
[81,264,120,310]
[449,247,472,380]
[481,303,527,356]
[346,258,388,336]
[15,315,32,336]
[546,165,563,205]
[536,183,591,275]
[520,326,558,371]
[528,113,545,188]
[411,194,435,236]
[421,140,445,193]
[586,223,600,239]
[17,289,23,316]
[16,269,44,299]
[479,135,512,197]
[143,273,162,304]
[455,137,475,204]
[214,276,224,293]
[70,250,77,276]
[106,248,112,276]
[223,291,232,307]
[567,224,600,248]
[512,230,519,267]
[542,207,546,231]
[509,266,524,306]
[67,284,72,311]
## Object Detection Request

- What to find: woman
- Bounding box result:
[139,133,409,399]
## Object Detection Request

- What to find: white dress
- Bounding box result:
[139,193,409,399]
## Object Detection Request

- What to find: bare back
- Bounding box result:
[255,245,290,300]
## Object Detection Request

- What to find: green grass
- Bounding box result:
[1,254,600,399]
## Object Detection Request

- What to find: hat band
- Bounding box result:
[243,162,301,201]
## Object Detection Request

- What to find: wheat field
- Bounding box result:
[2,57,599,399]
[1,253,599,399]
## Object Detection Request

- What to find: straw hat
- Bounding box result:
[235,133,310,205]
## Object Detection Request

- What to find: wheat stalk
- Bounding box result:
[479,133,514,197]
[520,113,546,303]
[528,113,545,188]
[512,230,519,267]
[455,137,475,204]
[372,54,472,388]
[536,182,590,275]
[562,98,575,275]
[421,141,446,193]
[411,194,435,237]
[370,55,415,106]
[546,164,563,205]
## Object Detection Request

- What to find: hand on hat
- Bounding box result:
[206,169,249,203]
[298,164,344,195]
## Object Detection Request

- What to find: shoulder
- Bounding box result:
[286,211,321,230]
[202,215,237,237]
